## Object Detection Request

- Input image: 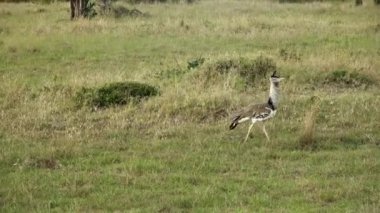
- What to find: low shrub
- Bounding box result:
[355,0,362,6]
[208,56,276,86]
[279,48,301,61]
[154,68,188,81]
[74,82,159,109]
[83,0,97,19]
[239,56,276,84]
[112,6,147,18]
[322,69,375,88]
[187,57,205,70]
[213,59,239,75]
[96,0,148,18]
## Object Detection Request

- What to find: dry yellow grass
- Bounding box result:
[299,96,321,148]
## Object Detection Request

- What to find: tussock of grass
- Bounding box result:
[22,157,62,170]
[299,96,320,149]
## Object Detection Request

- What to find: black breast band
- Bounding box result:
[267,98,276,110]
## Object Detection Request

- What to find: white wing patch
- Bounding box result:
[237,117,250,124]
[235,108,277,124]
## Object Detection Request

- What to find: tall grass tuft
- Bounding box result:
[299,96,321,149]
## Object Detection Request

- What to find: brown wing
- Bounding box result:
[233,103,271,119]
[230,102,272,130]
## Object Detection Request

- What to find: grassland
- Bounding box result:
[0,0,379,211]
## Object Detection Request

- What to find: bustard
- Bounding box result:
[229,71,284,143]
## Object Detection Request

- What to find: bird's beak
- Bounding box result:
[278,77,285,81]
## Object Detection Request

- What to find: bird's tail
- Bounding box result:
[229,116,240,130]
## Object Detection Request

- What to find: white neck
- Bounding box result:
[269,82,280,108]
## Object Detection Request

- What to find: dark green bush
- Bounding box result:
[213,59,239,75]
[322,69,375,88]
[74,82,159,109]
[112,6,147,18]
[92,0,148,18]
[83,0,97,19]
[355,0,362,6]
[239,56,276,84]
[187,57,205,70]
[209,56,276,86]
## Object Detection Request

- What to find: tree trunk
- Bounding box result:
[70,0,86,20]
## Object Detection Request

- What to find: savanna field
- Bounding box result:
[0,0,379,211]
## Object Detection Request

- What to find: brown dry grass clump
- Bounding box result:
[299,96,321,149]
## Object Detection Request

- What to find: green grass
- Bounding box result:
[1,0,380,211]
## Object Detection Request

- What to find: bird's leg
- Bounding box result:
[243,120,256,143]
[262,124,270,141]
[243,123,254,143]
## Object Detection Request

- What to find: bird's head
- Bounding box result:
[270,71,284,84]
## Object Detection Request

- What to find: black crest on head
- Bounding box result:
[271,71,279,78]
